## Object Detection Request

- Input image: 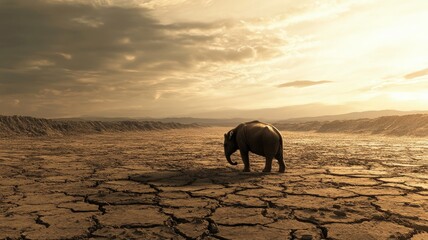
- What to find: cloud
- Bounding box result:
[278,80,332,88]
[404,67,428,79]
[0,0,284,117]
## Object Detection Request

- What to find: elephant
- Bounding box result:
[224,120,285,173]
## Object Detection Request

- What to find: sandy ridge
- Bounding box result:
[274,114,428,137]
[0,115,200,137]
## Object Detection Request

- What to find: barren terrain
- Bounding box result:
[1,128,427,239]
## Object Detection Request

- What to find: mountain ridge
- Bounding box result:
[277,110,428,123]
[274,114,428,137]
[57,109,428,126]
[0,115,199,137]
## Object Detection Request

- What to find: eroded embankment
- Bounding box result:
[0,115,199,137]
[275,114,428,137]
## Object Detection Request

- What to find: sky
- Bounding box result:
[1,0,428,118]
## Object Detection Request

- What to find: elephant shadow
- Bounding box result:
[128,167,274,186]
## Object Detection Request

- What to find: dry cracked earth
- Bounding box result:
[0,127,427,240]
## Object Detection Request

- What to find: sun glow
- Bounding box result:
[389,92,428,101]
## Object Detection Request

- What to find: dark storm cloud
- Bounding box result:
[0,0,274,98]
[278,80,332,88]
[404,67,428,80]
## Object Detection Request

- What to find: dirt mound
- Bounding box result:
[275,114,428,137]
[0,115,200,137]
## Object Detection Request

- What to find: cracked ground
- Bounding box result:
[1,127,427,240]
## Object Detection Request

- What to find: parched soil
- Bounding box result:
[0,127,427,240]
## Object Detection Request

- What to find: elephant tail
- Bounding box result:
[275,132,284,161]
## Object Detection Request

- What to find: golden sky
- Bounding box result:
[1,0,427,118]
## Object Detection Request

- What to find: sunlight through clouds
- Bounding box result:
[0,0,427,117]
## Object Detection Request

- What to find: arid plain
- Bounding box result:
[1,127,427,240]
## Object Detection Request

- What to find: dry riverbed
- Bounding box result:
[0,127,427,239]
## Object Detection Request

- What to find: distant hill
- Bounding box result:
[0,115,199,137]
[274,114,428,137]
[56,117,251,127]
[187,103,353,120]
[57,109,428,127]
[140,117,252,126]
[277,110,428,123]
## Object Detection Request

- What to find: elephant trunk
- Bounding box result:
[225,153,237,165]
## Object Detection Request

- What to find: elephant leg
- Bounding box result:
[277,158,286,173]
[263,156,273,172]
[240,150,250,172]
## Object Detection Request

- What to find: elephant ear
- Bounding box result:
[228,130,234,140]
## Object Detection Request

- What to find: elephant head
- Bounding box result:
[224,130,238,165]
